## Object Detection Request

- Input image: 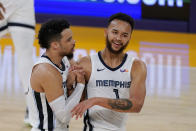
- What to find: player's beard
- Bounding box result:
[59,43,74,60]
[106,36,129,54]
[60,50,74,60]
[66,46,74,60]
[66,53,73,60]
[60,51,73,60]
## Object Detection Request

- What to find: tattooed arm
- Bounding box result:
[71,59,146,118]
[108,99,133,111]
[83,98,134,113]
[108,59,146,112]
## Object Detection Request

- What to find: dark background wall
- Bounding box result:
[36,1,196,33]
[189,0,196,33]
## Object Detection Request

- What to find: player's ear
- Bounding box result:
[51,41,59,50]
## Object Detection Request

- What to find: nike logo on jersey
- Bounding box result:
[97,68,105,72]
[120,69,129,72]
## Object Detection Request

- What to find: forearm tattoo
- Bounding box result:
[108,99,133,110]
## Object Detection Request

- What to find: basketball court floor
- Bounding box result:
[0,25,196,131]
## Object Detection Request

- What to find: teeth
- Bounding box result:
[114,42,120,45]
[115,43,118,45]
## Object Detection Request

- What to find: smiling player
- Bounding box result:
[72,13,147,131]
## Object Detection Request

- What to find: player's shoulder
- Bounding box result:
[133,59,146,67]
[131,59,147,75]
[32,63,60,78]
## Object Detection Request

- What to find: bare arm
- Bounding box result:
[71,59,147,118]
[31,63,64,102]
[77,56,91,102]
[77,56,92,82]
[31,63,86,123]
[104,59,147,112]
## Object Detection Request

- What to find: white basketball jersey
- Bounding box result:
[84,52,135,131]
[28,55,70,131]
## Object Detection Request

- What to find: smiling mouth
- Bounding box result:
[113,42,122,48]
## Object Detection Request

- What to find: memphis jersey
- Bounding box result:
[84,52,135,131]
[28,55,70,131]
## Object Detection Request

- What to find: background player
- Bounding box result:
[0,0,35,123]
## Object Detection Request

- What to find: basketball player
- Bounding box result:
[0,0,35,123]
[27,19,85,131]
[71,13,147,131]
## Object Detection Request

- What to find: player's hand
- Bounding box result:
[0,2,6,20]
[66,70,77,90]
[69,64,83,72]
[67,67,85,89]
[71,98,95,120]
[75,69,85,84]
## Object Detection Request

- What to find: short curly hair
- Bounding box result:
[107,13,135,31]
[38,19,70,49]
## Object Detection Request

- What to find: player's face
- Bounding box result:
[105,19,132,54]
[58,28,75,58]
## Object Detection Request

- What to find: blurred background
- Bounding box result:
[0,0,196,131]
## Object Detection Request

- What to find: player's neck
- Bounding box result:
[101,48,125,68]
[102,48,125,59]
[45,51,63,67]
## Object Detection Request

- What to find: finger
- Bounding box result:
[73,107,85,119]
[77,69,84,74]
[77,69,86,76]
[76,75,84,84]
[72,108,80,119]
[79,109,85,118]
[69,67,73,72]
[71,110,77,118]
[76,72,82,78]
[74,65,83,70]
[75,107,83,120]
[68,72,77,80]
[75,106,83,118]
[72,65,82,71]
[69,72,77,80]
[77,70,85,77]
[69,66,78,72]
[75,113,79,120]
[71,103,84,118]
[79,113,83,118]
[72,66,77,71]
[68,70,76,75]
[71,104,79,113]
[71,106,80,118]
[80,71,85,76]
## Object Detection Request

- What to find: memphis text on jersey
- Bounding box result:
[96,80,131,88]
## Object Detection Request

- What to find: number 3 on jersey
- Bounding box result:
[113,89,120,99]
